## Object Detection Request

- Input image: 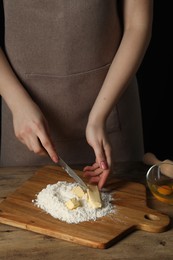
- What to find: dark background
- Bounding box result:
[137,1,173,160]
[0,1,172,161]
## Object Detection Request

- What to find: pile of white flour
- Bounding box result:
[33,181,115,224]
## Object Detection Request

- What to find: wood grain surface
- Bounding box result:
[0,165,171,249]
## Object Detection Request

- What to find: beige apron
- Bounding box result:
[1,0,144,166]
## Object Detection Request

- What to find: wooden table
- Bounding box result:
[0,162,173,260]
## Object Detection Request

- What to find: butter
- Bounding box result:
[87,185,102,209]
[65,198,81,210]
[72,186,86,198]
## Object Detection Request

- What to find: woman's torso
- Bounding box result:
[1,0,144,166]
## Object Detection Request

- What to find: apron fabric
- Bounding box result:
[1,0,144,167]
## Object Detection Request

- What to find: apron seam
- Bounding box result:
[24,62,111,79]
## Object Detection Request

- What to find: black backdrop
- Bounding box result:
[137,1,173,160]
[0,1,172,160]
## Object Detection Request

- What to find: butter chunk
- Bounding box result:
[87,185,102,209]
[65,198,81,210]
[72,186,86,198]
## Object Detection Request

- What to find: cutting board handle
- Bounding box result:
[117,206,171,233]
[138,209,171,233]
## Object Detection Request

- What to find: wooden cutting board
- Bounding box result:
[0,166,171,249]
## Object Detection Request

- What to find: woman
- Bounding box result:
[0,0,153,189]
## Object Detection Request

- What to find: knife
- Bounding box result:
[58,156,88,191]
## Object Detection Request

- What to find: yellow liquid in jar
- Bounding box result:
[148,182,173,204]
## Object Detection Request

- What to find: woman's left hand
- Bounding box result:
[83,122,112,190]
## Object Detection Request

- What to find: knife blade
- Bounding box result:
[58,156,88,191]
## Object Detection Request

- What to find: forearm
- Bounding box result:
[0,48,58,162]
[0,48,32,113]
[88,0,153,125]
[88,29,150,124]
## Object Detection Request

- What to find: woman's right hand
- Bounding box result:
[12,98,58,163]
[0,48,58,163]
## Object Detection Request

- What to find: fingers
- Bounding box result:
[84,163,103,177]
[37,129,58,162]
[93,144,108,170]
[85,122,112,188]
[83,162,99,172]
[83,168,110,190]
[103,142,112,169]
[88,132,111,171]
[17,121,58,163]
[83,162,110,190]
[83,145,111,189]
[98,170,109,190]
[20,135,47,156]
[92,142,112,188]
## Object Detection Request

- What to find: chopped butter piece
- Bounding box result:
[87,185,102,209]
[65,198,81,210]
[72,186,86,198]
